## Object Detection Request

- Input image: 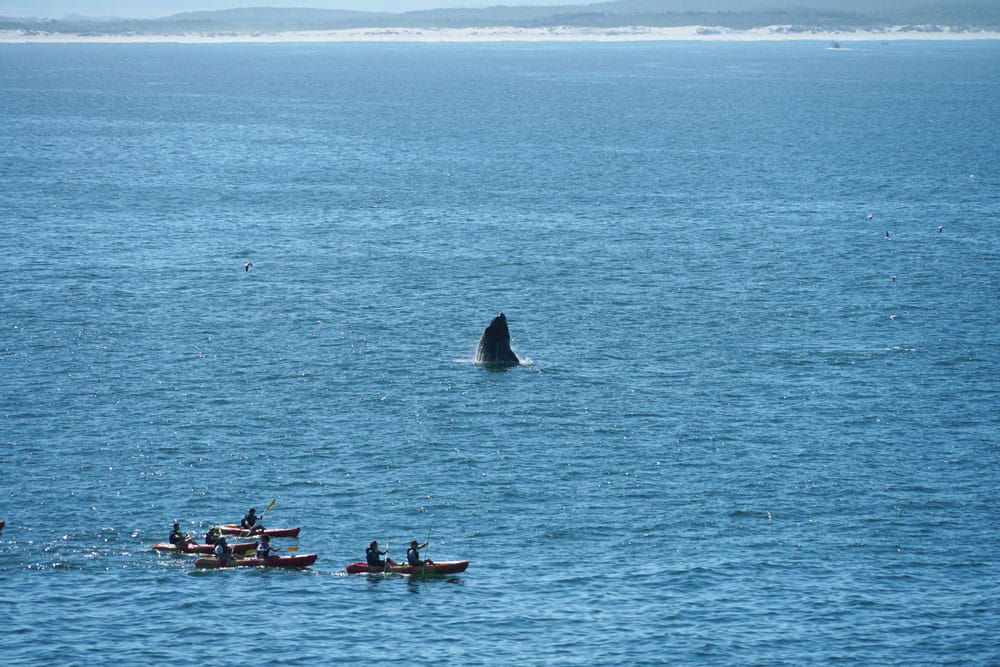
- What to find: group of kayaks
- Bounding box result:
[153,520,468,576]
[153,523,318,569]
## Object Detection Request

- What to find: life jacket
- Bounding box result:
[407,547,420,566]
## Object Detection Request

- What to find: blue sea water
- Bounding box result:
[1,40,998,665]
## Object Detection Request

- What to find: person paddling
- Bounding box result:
[366,540,396,570]
[204,526,221,545]
[256,534,275,560]
[240,507,264,534]
[214,536,234,565]
[169,522,191,549]
[407,540,433,567]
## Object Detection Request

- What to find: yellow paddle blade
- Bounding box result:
[265,498,276,512]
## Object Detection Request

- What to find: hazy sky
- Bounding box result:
[2,0,588,19]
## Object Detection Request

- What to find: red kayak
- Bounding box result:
[153,540,258,555]
[345,560,469,576]
[194,553,317,569]
[216,524,300,538]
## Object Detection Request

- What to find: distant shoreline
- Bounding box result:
[3,25,1000,44]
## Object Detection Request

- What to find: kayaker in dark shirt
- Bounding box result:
[366,540,396,569]
[407,540,432,567]
[240,507,262,532]
[256,534,274,560]
[205,526,221,545]
[169,523,189,547]
[214,537,233,565]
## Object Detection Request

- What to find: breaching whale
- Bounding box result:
[475,312,520,367]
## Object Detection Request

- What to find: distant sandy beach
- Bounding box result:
[2,25,1000,44]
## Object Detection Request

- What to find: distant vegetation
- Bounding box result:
[3,0,1000,34]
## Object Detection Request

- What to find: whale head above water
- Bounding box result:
[475,312,520,367]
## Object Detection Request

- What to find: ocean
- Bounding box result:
[1,40,998,665]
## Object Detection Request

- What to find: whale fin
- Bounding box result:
[475,312,520,367]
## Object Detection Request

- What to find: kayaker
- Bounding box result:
[214,536,234,565]
[240,507,263,533]
[256,534,274,560]
[407,540,433,567]
[204,526,221,545]
[168,523,189,548]
[366,540,396,569]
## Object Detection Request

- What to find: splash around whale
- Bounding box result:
[475,312,520,367]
